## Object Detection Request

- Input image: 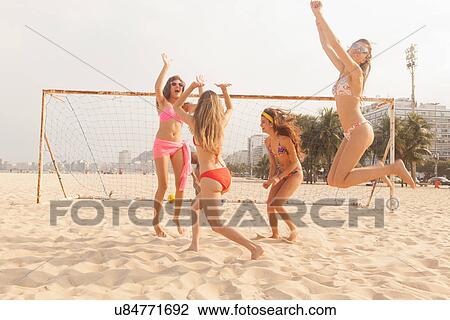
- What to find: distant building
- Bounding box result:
[225,150,248,165]
[71,160,88,173]
[3,161,12,170]
[362,98,450,159]
[16,162,31,171]
[119,150,131,172]
[248,134,268,175]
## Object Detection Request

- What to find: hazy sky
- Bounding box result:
[1,0,449,162]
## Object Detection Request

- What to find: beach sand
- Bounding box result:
[1,173,449,299]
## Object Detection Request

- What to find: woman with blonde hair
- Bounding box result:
[310,0,415,189]
[260,108,304,242]
[173,78,264,260]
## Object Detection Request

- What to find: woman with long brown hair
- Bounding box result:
[152,53,202,237]
[260,108,304,242]
[310,0,415,189]
[173,79,264,260]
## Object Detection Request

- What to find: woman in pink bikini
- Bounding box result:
[310,0,415,188]
[173,79,264,260]
[260,108,304,242]
[153,53,202,237]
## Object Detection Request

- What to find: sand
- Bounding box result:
[1,173,449,299]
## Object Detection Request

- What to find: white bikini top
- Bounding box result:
[332,75,352,97]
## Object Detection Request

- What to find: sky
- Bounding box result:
[1,0,449,162]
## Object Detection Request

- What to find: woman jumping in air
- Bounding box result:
[173,78,264,260]
[260,108,304,242]
[153,53,202,237]
[310,0,415,188]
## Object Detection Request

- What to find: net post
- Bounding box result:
[37,90,46,204]
[44,133,67,199]
[389,99,396,212]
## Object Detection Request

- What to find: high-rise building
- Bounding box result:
[362,98,450,159]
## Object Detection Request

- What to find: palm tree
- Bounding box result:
[297,114,323,183]
[397,113,434,181]
[365,115,394,164]
[317,108,342,176]
[297,114,316,183]
[254,154,270,179]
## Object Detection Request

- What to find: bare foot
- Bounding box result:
[286,230,297,243]
[394,160,416,188]
[250,244,264,260]
[254,233,266,240]
[173,219,185,235]
[153,223,167,237]
[183,244,199,252]
[254,233,280,240]
[376,161,393,188]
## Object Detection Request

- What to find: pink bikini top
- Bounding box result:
[332,75,352,97]
[159,106,183,123]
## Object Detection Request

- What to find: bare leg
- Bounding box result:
[171,148,186,235]
[191,152,201,196]
[192,165,201,195]
[270,172,303,242]
[201,178,264,260]
[153,156,169,237]
[185,197,200,252]
[332,124,415,188]
[376,161,393,188]
[327,139,348,186]
[265,178,284,239]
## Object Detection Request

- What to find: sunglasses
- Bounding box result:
[171,81,185,87]
[350,43,369,54]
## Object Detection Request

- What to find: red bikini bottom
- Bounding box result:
[199,167,232,193]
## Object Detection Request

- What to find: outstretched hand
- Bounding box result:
[161,53,171,66]
[192,74,206,88]
[215,83,232,90]
[310,0,323,16]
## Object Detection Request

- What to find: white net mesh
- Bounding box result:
[41,90,393,205]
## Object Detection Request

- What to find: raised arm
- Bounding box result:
[315,20,344,73]
[215,83,233,127]
[197,75,205,96]
[183,75,205,113]
[155,53,170,107]
[173,80,205,129]
[311,1,361,74]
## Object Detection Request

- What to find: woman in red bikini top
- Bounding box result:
[172,78,264,260]
[310,0,415,189]
[260,108,304,242]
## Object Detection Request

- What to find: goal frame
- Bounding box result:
[36,88,396,208]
